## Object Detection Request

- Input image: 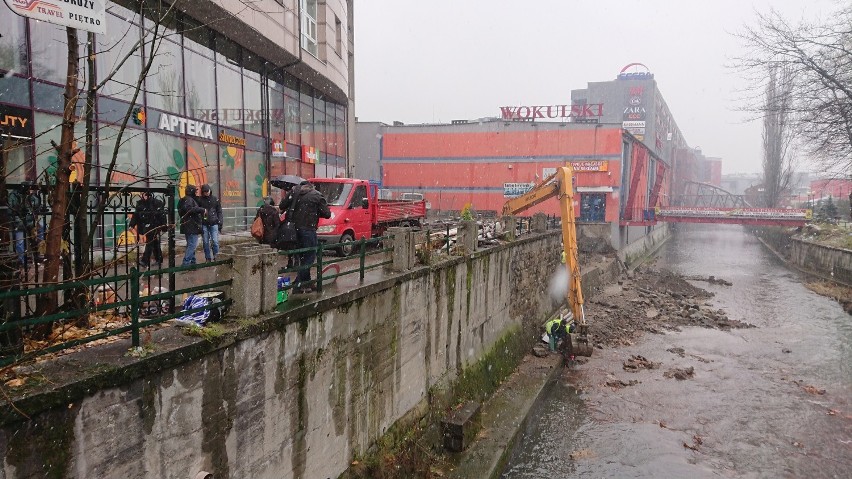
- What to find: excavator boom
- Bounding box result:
[502,166,592,357]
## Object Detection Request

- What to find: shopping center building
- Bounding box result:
[0,0,353,229]
[355,65,725,250]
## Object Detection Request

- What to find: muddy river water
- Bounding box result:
[502,225,851,478]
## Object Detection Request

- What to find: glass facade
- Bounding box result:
[0,1,348,230]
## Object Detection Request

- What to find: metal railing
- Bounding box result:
[277,236,392,294]
[0,259,232,366]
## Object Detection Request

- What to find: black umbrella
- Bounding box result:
[270,175,306,190]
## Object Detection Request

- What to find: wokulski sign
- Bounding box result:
[4,0,106,34]
[500,104,604,121]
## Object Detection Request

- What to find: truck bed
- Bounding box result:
[376,199,427,225]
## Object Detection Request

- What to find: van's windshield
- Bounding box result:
[313,182,353,206]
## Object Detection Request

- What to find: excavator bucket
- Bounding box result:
[567,324,594,357]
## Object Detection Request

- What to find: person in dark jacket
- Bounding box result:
[256,197,281,246]
[178,184,206,266]
[281,181,331,292]
[197,184,223,262]
[129,190,166,268]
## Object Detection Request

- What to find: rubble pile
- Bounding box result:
[586,267,753,348]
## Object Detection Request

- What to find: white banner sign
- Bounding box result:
[504,182,535,198]
[4,0,106,34]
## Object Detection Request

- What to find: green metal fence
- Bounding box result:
[277,236,392,293]
[0,260,232,367]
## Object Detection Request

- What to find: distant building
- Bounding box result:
[811,178,852,199]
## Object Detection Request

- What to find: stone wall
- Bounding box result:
[0,232,564,479]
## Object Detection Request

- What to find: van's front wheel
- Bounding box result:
[337,232,355,256]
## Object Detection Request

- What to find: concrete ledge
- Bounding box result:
[447,353,562,479]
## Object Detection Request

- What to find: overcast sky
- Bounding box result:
[354,0,842,175]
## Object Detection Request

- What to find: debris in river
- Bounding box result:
[622,355,660,372]
[664,367,695,380]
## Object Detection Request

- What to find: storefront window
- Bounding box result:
[315,99,327,156]
[147,131,184,187]
[245,150,266,208]
[300,97,313,148]
[244,76,262,135]
[285,93,300,144]
[216,63,242,129]
[98,125,147,186]
[186,139,218,193]
[0,4,28,75]
[30,21,84,85]
[219,144,246,229]
[98,97,138,126]
[3,145,28,184]
[184,49,216,116]
[146,39,184,114]
[0,76,30,107]
[269,82,285,140]
[33,113,86,185]
[98,11,143,101]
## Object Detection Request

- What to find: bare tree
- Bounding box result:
[737,5,852,177]
[762,64,796,208]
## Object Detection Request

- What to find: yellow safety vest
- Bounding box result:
[546,318,567,335]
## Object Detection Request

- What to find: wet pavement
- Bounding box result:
[502,225,851,478]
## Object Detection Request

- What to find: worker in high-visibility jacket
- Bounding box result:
[545,315,575,352]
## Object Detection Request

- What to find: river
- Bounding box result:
[501,224,851,478]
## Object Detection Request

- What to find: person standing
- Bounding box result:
[7,181,43,269]
[197,184,223,262]
[178,185,206,266]
[255,197,280,246]
[129,190,166,268]
[281,181,331,292]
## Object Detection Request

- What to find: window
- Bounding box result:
[0,76,30,107]
[187,139,219,197]
[300,0,318,57]
[184,49,216,115]
[147,132,184,186]
[350,185,367,208]
[30,21,85,85]
[335,16,343,56]
[219,144,246,229]
[146,39,184,114]
[98,125,147,186]
[314,182,352,206]
[216,63,243,129]
[97,12,143,101]
[0,3,28,75]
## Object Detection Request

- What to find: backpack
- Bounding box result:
[251,215,265,242]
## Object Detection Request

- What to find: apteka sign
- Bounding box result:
[4,0,106,34]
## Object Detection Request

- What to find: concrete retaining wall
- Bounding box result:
[789,240,852,286]
[758,228,852,286]
[619,223,671,267]
[0,232,564,479]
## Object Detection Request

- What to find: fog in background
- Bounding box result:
[354,0,841,175]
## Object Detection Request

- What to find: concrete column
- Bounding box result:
[388,227,415,272]
[532,213,548,233]
[458,220,478,255]
[502,216,517,241]
[216,247,280,318]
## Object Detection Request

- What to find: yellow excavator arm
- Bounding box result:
[502,166,592,356]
